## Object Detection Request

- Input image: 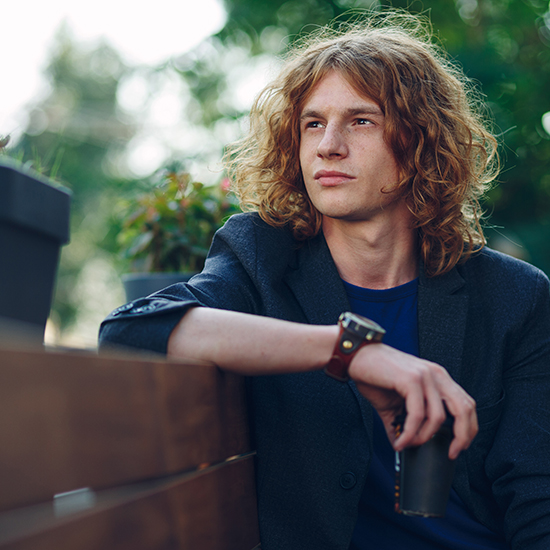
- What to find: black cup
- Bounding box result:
[393,411,456,517]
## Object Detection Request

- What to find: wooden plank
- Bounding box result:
[0,456,259,550]
[0,348,252,512]
[153,360,251,472]
[168,456,259,549]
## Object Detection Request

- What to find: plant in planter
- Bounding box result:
[116,168,241,301]
[0,140,71,343]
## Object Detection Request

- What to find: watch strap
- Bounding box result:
[324,327,367,381]
[324,313,385,382]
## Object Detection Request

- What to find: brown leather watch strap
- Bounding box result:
[324,313,385,382]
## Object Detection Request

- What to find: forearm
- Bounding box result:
[167,306,477,457]
[167,306,339,375]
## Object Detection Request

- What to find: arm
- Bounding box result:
[168,306,477,458]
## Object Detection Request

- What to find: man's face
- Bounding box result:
[299,70,404,225]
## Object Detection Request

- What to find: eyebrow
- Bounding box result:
[300,105,384,120]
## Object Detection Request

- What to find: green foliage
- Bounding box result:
[116,169,241,273]
[0,134,65,183]
[218,0,378,46]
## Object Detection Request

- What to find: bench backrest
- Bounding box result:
[0,347,259,549]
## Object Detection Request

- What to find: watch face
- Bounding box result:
[339,312,385,340]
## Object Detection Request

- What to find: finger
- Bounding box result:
[447,396,478,459]
[428,365,478,459]
[393,362,447,450]
[410,372,447,446]
[394,385,427,451]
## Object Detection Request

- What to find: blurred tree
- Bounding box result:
[428,0,550,270]
[17,26,137,214]
[11,26,140,332]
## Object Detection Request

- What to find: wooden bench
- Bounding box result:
[0,346,259,549]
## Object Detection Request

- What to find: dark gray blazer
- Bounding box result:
[100,213,550,550]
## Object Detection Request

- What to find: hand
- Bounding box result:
[348,343,478,459]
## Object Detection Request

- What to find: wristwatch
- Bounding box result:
[324,312,385,382]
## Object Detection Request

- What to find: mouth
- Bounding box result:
[314,170,354,186]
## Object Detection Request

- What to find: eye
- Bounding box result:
[356,118,374,126]
[304,120,324,129]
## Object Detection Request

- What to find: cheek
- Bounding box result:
[299,140,315,172]
[372,143,400,174]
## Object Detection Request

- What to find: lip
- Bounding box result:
[314,170,354,186]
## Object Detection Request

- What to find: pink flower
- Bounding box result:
[220,178,231,192]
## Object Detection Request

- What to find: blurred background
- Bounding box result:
[2,0,550,348]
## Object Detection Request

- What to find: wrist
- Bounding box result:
[347,341,384,380]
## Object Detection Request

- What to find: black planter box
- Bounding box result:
[0,160,71,341]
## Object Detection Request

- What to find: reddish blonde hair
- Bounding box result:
[225,12,498,276]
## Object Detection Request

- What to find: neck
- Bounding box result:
[322,214,418,290]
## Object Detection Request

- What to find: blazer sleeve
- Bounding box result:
[98,213,268,354]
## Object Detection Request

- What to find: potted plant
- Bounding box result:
[0,139,71,343]
[116,168,240,302]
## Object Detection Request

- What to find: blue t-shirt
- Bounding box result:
[343,278,507,550]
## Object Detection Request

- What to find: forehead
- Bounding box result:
[300,70,381,114]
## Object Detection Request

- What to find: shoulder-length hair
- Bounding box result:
[225,12,499,277]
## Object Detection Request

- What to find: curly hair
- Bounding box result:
[225,12,499,277]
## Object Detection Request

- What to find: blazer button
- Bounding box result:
[111,302,134,316]
[340,472,356,490]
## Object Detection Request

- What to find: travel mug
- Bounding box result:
[393,411,456,517]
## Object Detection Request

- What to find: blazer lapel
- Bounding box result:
[284,233,374,433]
[418,265,469,384]
[284,233,350,326]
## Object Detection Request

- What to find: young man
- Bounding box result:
[100,14,550,549]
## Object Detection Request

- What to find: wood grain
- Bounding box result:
[0,348,252,511]
[0,456,259,550]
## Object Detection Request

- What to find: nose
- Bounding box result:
[316,125,348,159]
